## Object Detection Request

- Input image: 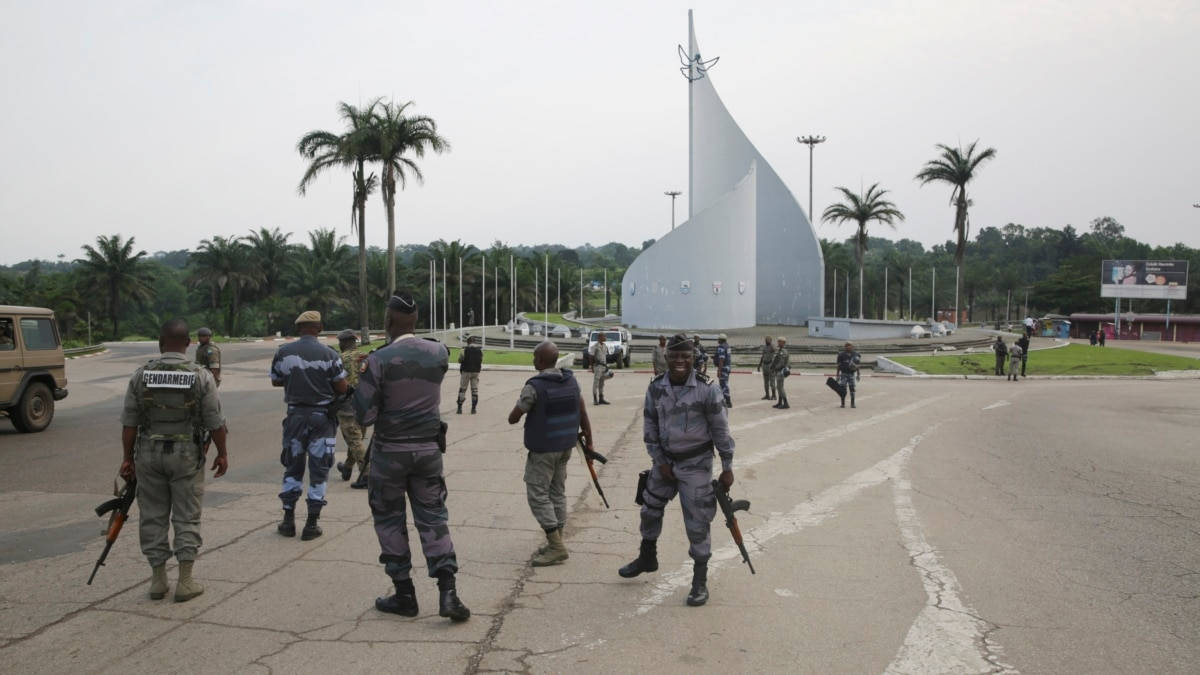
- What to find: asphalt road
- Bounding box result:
[0,341,1197,673]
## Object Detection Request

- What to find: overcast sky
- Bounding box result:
[1,0,1197,265]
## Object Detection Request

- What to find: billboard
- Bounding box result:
[1101,260,1189,300]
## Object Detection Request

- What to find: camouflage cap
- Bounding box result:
[295,310,321,324]
[337,329,357,341]
[197,327,213,337]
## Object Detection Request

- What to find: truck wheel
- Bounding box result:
[623,354,631,368]
[14,382,54,433]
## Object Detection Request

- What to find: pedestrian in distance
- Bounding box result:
[1016,333,1030,378]
[270,311,348,541]
[334,329,370,489]
[651,335,668,377]
[714,333,733,408]
[590,332,610,405]
[1089,329,1098,347]
[193,327,221,387]
[507,341,596,566]
[119,318,228,602]
[836,342,861,408]
[993,336,1008,376]
[757,335,776,400]
[457,335,483,414]
[1098,328,1106,347]
[619,333,735,608]
[771,337,790,409]
[355,293,470,622]
[1024,316,1035,339]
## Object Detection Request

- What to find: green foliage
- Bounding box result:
[893,344,1200,376]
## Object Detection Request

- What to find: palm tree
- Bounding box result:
[428,239,480,327]
[298,100,380,341]
[915,141,997,324]
[821,184,905,319]
[285,228,354,321]
[246,227,295,333]
[189,236,262,336]
[372,100,450,300]
[76,235,156,338]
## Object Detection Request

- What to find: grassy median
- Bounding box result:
[891,344,1200,376]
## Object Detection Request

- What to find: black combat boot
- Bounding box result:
[375,578,419,617]
[456,400,463,415]
[301,512,322,541]
[850,392,856,408]
[686,558,709,607]
[471,396,478,414]
[724,395,732,408]
[840,394,846,408]
[351,471,368,489]
[436,571,471,622]
[277,509,296,537]
[618,539,659,578]
[779,396,790,409]
[337,460,352,481]
[599,397,610,405]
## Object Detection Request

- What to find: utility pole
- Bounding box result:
[832,267,837,319]
[557,268,561,314]
[604,268,608,316]
[458,257,463,341]
[544,252,549,325]
[442,258,447,333]
[494,256,499,332]
[883,267,888,320]
[579,268,584,319]
[665,191,682,230]
[796,135,827,222]
[481,256,486,347]
[844,269,849,318]
[931,268,936,322]
[907,267,912,320]
[509,255,514,349]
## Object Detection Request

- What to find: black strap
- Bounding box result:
[664,442,714,461]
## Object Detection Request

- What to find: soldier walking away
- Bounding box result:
[771,337,790,409]
[714,333,733,408]
[507,341,595,567]
[618,334,735,607]
[1016,334,1030,378]
[193,327,221,387]
[457,335,483,414]
[1008,342,1024,382]
[590,332,610,405]
[270,311,348,541]
[836,342,861,408]
[692,335,709,376]
[355,293,470,622]
[651,335,668,377]
[992,336,1008,376]
[119,319,228,602]
[334,329,369,489]
[757,335,776,400]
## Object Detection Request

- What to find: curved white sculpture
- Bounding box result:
[622,11,824,329]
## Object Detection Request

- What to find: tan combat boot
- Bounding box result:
[149,564,169,600]
[174,560,205,603]
[532,529,569,567]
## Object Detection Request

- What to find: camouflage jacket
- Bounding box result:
[643,371,734,471]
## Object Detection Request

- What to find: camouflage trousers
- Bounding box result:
[279,408,337,512]
[639,453,717,561]
[525,448,571,531]
[762,369,775,397]
[336,410,367,471]
[592,365,607,400]
[718,367,731,399]
[135,438,205,567]
[369,446,459,582]
[774,372,788,401]
[837,371,857,392]
[456,372,479,403]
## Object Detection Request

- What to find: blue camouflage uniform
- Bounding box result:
[713,340,732,404]
[270,335,346,515]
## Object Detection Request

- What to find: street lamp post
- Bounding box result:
[796,135,827,222]
[665,191,682,230]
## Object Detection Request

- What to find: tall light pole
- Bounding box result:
[796,135,827,222]
[665,191,682,230]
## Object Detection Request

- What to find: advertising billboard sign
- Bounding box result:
[1100,260,1188,300]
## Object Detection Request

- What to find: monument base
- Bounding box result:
[808,317,932,341]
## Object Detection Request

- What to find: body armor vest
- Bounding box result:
[523,369,581,453]
[139,359,201,441]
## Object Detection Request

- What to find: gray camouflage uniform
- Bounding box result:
[590,341,608,401]
[771,345,790,401]
[759,342,776,398]
[354,335,458,583]
[120,353,224,566]
[639,371,735,562]
[651,344,668,376]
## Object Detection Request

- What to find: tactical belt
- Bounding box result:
[663,441,715,461]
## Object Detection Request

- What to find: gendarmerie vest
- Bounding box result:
[523,369,581,453]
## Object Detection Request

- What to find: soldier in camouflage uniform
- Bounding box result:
[456,335,483,415]
[713,333,733,408]
[589,332,610,405]
[355,292,470,622]
[335,329,369,488]
[692,335,708,376]
[193,327,221,387]
[757,336,776,400]
[651,335,668,376]
[618,333,735,607]
[836,342,861,408]
[771,336,790,409]
[119,318,228,602]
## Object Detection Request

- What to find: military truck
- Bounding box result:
[0,305,69,432]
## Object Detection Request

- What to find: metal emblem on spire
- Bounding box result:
[678,44,719,81]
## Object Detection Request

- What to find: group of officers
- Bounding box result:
[115,299,752,618]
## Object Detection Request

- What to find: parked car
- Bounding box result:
[583,327,632,369]
[0,305,69,432]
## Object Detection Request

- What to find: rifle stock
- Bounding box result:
[713,480,755,574]
[577,432,610,508]
[87,477,137,585]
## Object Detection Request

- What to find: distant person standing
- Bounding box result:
[1089,329,1098,346]
[194,327,221,387]
[589,333,610,405]
[466,308,475,327]
[757,336,776,400]
[1098,328,1107,347]
[335,329,369,489]
[1024,316,1035,339]
[651,335,668,376]
[770,337,790,409]
[836,342,861,408]
[270,311,348,541]
[713,334,732,408]
[456,335,483,415]
[1016,334,1030,378]
[992,336,1008,376]
[692,335,709,376]
[1008,342,1024,381]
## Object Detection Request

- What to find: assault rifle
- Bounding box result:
[712,480,755,574]
[87,477,137,585]
[577,432,610,508]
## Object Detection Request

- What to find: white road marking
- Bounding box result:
[728,394,883,433]
[981,400,1011,410]
[774,588,796,598]
[885,476,1018,674]
[631,426,940,614]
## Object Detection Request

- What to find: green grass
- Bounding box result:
[524,312,589,326]
[119,334,154,342]
[892,344,1200,376]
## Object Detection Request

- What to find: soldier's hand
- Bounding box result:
[658,463,675,481]
[718,470,734,491]
[119,459,135,481]
[211,454,228,478]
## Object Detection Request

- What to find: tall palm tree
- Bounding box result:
[372,100,450,300]
[247,227,295,333]
[822,184,905,319]
[76,234,155,338]
[297,100,380,341]
[915,141,997,323]
[190,236,262,336]
[285,228,354,321]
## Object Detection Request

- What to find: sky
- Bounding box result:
[1,0,1198,265]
